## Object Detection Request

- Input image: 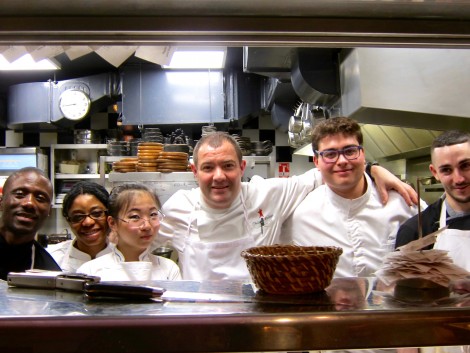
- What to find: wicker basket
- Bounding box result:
[241,245,343,295]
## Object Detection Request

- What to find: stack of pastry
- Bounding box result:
[156,152,190,172]
[112,157,138,173]
[136,142,163,172]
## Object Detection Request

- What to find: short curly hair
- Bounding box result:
[311,117,363,153]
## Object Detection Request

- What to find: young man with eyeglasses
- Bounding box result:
[283,117,424,277]
[0,167,61,280]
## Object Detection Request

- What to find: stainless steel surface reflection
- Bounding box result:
[0,277,469,353]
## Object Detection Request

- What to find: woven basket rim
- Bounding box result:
[241,245,343,258]
[241,245,342,294]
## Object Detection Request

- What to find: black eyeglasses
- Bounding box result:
[67,209,107,224]
[118,210,165,227]
[315,145,363,164]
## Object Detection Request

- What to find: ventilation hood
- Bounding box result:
[7,72,119,130]
[291,48,340,107]
[337,47,470,160]
[244,47,340,136]
[246,46,470,160]
[341,48,470,131]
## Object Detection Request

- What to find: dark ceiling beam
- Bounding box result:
[1,16,470,48]
[1,0,470,19]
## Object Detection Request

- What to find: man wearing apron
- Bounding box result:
[157,132,417,281]
[396,130,470,353]
[396,129,470,272]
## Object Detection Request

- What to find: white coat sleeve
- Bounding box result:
[167,261,182,280]
[252,167,323,222]
[154,189,196,254]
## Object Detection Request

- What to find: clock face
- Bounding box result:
[59,90,91,120]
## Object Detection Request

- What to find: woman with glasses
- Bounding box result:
[77,183,181,281]
[47,181,112,272]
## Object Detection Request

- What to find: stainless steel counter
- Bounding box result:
[1,277,469,353]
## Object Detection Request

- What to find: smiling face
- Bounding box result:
[314,133,366,199]
[430,141,470,212]
[0,170,52,244]
[108,190,160,261]
[66,194,108,256]
[191,140,246,209]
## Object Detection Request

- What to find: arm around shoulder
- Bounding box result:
[370,164,418,206]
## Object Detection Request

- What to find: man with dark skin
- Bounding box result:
[0,167,61,280]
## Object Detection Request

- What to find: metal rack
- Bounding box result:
[50,144,108,207]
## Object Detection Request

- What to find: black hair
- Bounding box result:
[62,181,110,218]
[311,117,363,152]
[431,130,470,151]
[107,183,161,219]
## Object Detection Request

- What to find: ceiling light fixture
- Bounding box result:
[164,48,226,69]
[0,53,60,71]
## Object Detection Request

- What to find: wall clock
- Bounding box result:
[58,89,91,120]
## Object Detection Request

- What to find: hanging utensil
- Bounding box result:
[301,103,313,137]
[417,177,423,238]
[288,115,303,133]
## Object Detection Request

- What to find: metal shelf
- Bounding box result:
[55,173,101,179]
[51,143,107,149]
[108,171,195,183]
[101,155,273,184]
[51,144,109,207]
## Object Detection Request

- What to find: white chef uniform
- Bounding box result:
[435,201,470,271]
[284,173,422,278]
[156,168,322,281]
[47,238,112,273]
[76,243,181,281]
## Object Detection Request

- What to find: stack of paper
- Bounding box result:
[376,249,469,287]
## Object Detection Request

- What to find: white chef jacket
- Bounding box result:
[77,244,181,281]
[283,173,422,277]
[47,238,112,273]
[156,168,322,280]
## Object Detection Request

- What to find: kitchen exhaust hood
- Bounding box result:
[291,48,340,107]
[288,48,470,160]
[341,48,470,131]
[7,72,120,130]
[336,47,470,161]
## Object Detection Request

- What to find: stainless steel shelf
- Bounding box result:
[108,171,195,183]
[55,173,101,179]
[51,144,107,149]
[51,144,109,207]
[101,155,273,184]
[243,155,272,163]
